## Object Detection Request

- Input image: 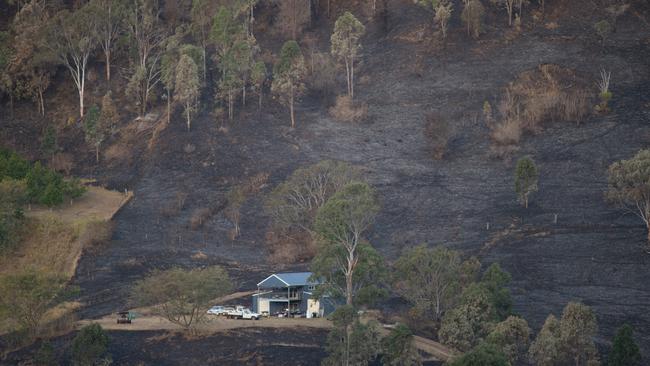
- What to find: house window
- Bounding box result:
[307,285,315,291]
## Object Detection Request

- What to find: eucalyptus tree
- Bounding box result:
[125,0,166,116]
[175,54,200,131]
[331,12,365,99]
[272,40,306,128]
[47,5,97,117]
[88,0,126,81]
[312,182,383,306]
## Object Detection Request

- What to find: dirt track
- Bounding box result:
[78,315,452,362]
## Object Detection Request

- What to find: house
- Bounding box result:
[251,272,335,318]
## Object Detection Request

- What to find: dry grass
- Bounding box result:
[104,141,133,165]
[266,229,317,264]
[489,64,592,159]
[191,251,208,261]
[26,185,132,223]
[190,207,213,230]
[0,186,130,277]
[0,217,112,278]
[329,95,368,123]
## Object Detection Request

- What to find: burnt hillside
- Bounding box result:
[2,0,650,364]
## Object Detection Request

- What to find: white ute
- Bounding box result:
[215,305,261,320]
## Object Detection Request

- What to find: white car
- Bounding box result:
[240,308,261,320]
[207,306,226,315]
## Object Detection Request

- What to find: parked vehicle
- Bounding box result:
[116,311,134,324]
[239,308,261,320]
[207,306,226,315]
[223,306,261,320]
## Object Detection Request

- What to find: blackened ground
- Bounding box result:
[2,328,328,366]
[2,0,648,361]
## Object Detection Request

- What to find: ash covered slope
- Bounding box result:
[65,0,650,358]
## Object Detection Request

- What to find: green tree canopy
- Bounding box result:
[71,323,110,366]
[481,263,512,320]
[528,314,562,366]
[393,245,462,321]
[608,324,642,366]
[312,182,382,306]
[331,11,365,99]
[381,323,422,366]
[272,40,306,128]
[448,342,509,366]
[485,315,530,365]
[131,266,232,330]
[0,270,71,336]
[322,306,381,366]
[559,302,600,366]
[175,54,200,131]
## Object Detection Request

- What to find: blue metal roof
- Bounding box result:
[257,272,319,288]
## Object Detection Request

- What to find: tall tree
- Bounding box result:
[210,5,242,77]
[439,284,495,351]
[175,54,200,131]
[606,149,650,249]
[275,0,311,40]
[322,306,381,366]
[393,245,462,322]
[231,37,257,108]
[331,12,365,100]
[528,314,562,366]
[491,0,516,26]
[83,105,105,163]
[88,0,126,81]
[8,1,56,116]
[480,263,512,320]
[461,0,485,39]
[272,40,306,128]
[559,302,600,366]
[211,5,245,120]
[47,6,97,117]
[126,0,165,116]
[608,324,642,366]
[190,0,217,83]
[160,28,185,125]
[250,60,266,112]
[486,316,531,365]
[313,182,381,306]
[435,1,453,39]
[514,156,538,208]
